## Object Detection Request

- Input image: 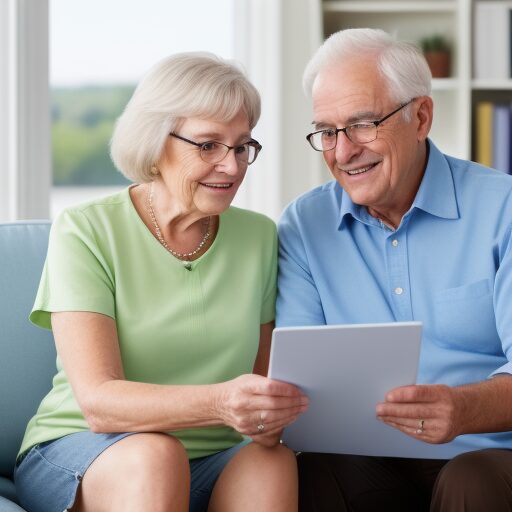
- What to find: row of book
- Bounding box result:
[475,101,512,174]
[474,1,512,80]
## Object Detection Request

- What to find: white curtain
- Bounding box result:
[233,0,328,221]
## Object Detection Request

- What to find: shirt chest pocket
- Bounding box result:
[432,279,499,353]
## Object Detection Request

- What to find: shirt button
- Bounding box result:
[392,239,399,247]
[183,263,192,271]
[394,287,403,295]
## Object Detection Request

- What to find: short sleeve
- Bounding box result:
[260,221,278,324]
[30,209,115,330]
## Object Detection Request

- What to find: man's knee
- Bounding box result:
[432,449,512,511]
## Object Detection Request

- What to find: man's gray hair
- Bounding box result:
[303,28,432,107]
[110,52,261,183]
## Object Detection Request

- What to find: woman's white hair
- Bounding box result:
[303,28,432,113]
[110,52,261,183]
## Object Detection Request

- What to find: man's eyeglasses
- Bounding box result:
[306,99,414,152]
[169,133,262,165]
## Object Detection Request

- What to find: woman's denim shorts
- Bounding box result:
[14,431,249,512]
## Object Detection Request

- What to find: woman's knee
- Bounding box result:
[79,433,190,509]
[124,433,187,463]
[116,433,189,480]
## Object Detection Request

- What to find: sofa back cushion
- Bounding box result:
[0,222,56,478]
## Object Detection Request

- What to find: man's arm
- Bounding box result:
[276,203,326,327]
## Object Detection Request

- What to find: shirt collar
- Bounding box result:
[337,139,459,230]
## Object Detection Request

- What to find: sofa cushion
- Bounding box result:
[0,478,17,504]
[0,222,56,479]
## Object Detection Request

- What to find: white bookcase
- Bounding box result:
[320,0,476,160]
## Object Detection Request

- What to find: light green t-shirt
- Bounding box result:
[19,187,277,459]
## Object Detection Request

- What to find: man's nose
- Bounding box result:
[334,131,363,164]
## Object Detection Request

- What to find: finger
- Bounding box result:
[380,419,436,441]
[241,405,307,436]
[250,433,281,447]
[240,407,306,436]
[376,402,431,419]
[378,415,429,433]
[249,421,288,438]
[245,376,307,398]
[385,384,441,403]
[235,394,309,413]
[261,408,306,430]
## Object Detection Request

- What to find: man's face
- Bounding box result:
[311,56,431,224]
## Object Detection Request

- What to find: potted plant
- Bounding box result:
[420,34,451,78]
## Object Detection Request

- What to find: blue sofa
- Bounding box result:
[0,222,56,511]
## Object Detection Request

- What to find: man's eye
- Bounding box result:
[201,142,219,152]
[322,129,337,138]
[351,123,374,131]
[234,145,247,154]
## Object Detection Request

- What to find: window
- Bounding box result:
[50,0,234,217]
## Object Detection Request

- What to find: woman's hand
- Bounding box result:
[215,374,308,444]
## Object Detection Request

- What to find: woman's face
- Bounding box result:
[157,111,253,216]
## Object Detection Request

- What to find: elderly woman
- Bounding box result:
[14,53,307,512]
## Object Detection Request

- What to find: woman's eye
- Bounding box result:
[201,142,218,152]
[235,145,247,154]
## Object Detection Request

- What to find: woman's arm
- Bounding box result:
[52,312,307,436]
[252,322,273,376]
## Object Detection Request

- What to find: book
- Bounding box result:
[474,2,512,80]
[492,104,510,173]
[475,101,493,167]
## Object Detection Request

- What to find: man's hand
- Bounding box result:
[377,375,512,444]
[376,384,462,444]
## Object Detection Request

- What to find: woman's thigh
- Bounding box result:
[189,438,250,512]
[73,432,190,512]
[208,441,299,512]
[14,431,134,512]
[15,431,249,512]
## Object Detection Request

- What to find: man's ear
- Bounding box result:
[415,96,434,142]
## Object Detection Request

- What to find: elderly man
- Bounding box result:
[277,28,512,511]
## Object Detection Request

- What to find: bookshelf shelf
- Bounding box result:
[472,80,512,91]
[323,1,457,14]
[320,0,512,169]
[321,0,470,160]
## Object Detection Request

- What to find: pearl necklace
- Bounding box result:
[147,182,211,260]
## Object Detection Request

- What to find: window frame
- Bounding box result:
[0,0,51,221]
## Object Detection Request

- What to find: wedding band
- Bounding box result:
[416,419,425,434]
[257,411,265,433]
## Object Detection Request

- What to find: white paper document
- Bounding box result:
[268,322,473,459]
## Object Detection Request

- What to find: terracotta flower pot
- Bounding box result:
[424,51,451,78]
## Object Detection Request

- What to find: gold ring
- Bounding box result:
[416,419,424,434]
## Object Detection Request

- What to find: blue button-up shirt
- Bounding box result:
[277,140,512,453]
